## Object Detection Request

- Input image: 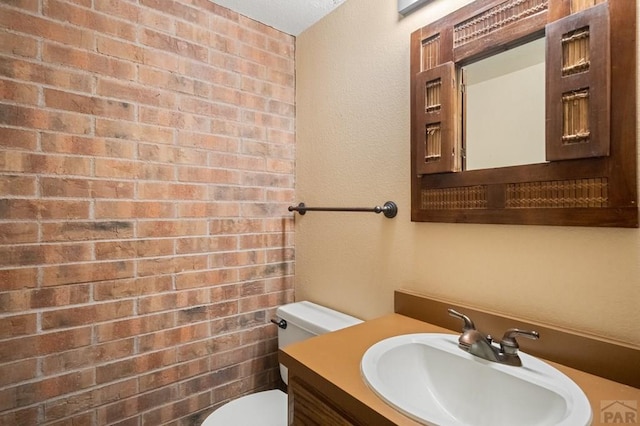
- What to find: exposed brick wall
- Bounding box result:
[0,0,295,424]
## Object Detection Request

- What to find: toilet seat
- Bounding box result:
[201,389,287,426]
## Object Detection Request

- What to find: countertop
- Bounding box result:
[280,313,640,425]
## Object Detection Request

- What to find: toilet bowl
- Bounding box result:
[200,301,362,425]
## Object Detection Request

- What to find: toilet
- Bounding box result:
[201,301,362,425]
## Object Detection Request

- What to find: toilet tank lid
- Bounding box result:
[276,301,362,335]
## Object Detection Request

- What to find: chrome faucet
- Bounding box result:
[448,308,539,367]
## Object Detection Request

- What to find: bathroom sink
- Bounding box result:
[361,333,592,426]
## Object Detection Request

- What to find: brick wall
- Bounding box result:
[0,0,295,424]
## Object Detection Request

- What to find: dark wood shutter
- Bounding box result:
[545,2,610,161]
[415,61,460,175]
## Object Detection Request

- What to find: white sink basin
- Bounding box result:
[361,333,592,426]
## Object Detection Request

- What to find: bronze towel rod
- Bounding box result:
[288,201,398,219]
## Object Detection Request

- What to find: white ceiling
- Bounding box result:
[213,0,347,36]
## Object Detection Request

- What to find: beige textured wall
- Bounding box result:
[295,0,640,347]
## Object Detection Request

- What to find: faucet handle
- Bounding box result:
[500,328,540,354]
[448,308,476,331]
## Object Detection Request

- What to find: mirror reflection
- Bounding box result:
[463,37,546,170]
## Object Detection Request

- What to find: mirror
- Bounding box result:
[410,0,637,227]
[463,38,546,170]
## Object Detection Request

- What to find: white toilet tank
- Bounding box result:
[275,301,362,385]
[200,301,362,426]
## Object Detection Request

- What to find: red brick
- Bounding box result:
[0,245,45,266]
[40,177,135,199]
[138,142,208,166]
[41,221,134,242]
[201,63,240,88]
[0,127,38,150]
[0,78,38,104]
[143,288,210,316]
[38,242,93,264]
[175,269,237,290]
[0,222,38,243]
[266,246,294,264]
[177,166,241,184]
[177,202,240,218]
[30,284,91,309]
[15,369,95,407]
[0,313,36,339]
[176,290,212,314]
[141,0,206,26]
[140,28,208,62]
[221,250,264,267]
[0,407,38,426]
[138,66,201,96]
[2,8,93,49]
[175,20,214,46]
[0,327,92,362]
[94,201,175,219]
[95,238,174,260]
[41,133,135,158]
[0,58,93,93]
[95,312,175,343]
[177,333,240,362]
[0,151,92,175]
[43,339,134,376]
[0,104,92,134]
[138,357,208,392]
[138,323,208,352]
[0,31,38,58]
[0,267,37,291]
[42,300,134,330]
[46,412,95,426]
[180,95,240,121]
[138,182,208,200]
[0,359,36,387]
[136,254,208,277]
[96,78,177,108]
[93,276,173,300]
[96,348,176,384]
[0,174,35,196]
[176,131,239,151]
[44,379,137,422]
[142,391,211,425]
[137,7,175,33]
[0,199,90,220]
[137,220,207,238]
[95,158,174,180]
[0,289,31,313]
[175,236,237,254]
[44,88,135,120]
[95,119,174,144]
[45,0,136,40]
[139,107,210,133]
[97,385,177,424]
[41,260,135,286]
[93,158,137,179]
[211,185,264,201]
[43,43,136,79]
[93,0,140,22]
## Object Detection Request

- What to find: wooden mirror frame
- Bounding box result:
[410,0,638,227]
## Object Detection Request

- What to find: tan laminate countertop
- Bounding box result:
[280,314,640,426]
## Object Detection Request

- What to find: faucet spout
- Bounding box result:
[448,308,539,367]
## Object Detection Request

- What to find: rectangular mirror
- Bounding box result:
[463,37,546,170]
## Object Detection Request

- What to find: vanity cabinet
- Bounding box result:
[288,377,360,426]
